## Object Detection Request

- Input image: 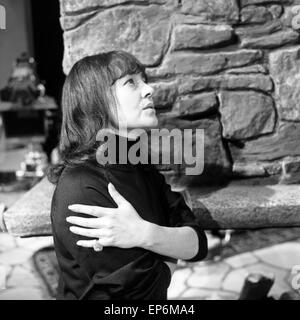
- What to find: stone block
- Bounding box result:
[232,162,266,177]
[173,92,218,117]
[150,81,178,109]
[241,29,299,49]
[181,0,239,24]
[60,0,169,14]
[235,20,282,38]
[156,113,232,185]
[154,50,263,76]
[62,5,172,73]
[230,122,300,162]
[172,24,234,50]
[219,91,275,140]
[240,5,282,24]
[281,5,300,30]
[240,0,289,7]
[225,64,268,74]
[280,157,300,184]
[179,74,273,94]
[269,46,300,121]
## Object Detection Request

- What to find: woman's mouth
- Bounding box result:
[142,102,155,110]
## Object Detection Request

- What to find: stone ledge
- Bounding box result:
[190,183,300,229]
[2,178,55,237]
[1,178,300,237]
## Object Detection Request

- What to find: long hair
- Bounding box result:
[47,51,146,184]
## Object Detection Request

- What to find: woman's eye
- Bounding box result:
[125,78,135,86]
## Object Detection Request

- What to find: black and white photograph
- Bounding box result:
[0,0,300,306]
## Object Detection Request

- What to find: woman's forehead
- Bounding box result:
[111,71,146,85]
[109,57,145,80]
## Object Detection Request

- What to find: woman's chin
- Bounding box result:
[126,115,158,130]
[144,116,158,128]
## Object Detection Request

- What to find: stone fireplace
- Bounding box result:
[59,0,300,186]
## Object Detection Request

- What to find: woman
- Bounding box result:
[49,51,207,300]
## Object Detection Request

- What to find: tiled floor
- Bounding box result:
[1,229,299,300]
[168,240,300,300]
[0,232,53,300]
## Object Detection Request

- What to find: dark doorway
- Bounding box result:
[30,0,65,104]
[30,0,64,156]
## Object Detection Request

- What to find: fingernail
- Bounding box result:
[69,205,79,211]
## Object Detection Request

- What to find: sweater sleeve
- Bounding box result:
[155,168,208,262]
[52,167,156,299]
[51,168,169,300]
[51,168,118,299]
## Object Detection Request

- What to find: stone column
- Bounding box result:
[58,0,300,185]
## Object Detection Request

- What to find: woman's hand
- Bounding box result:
[66,183,147,250]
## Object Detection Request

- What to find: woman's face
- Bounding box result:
[113,72,158,130]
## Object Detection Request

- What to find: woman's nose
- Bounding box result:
[142,83,154,98]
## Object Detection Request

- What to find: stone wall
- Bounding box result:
[59,0,300,186]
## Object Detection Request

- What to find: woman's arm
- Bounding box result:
[140,222,199,261]
[155,168,208,262]
[68,182,207,261]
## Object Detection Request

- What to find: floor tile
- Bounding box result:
[254,242,300,270]
[0,247,33,265]
[221,268,249,293]
[225,252,258,269]
[205,291,238,300]
[180,288,216,300]
[0,287,49,300]
[0,265,10,290]
[187,261,230,290]
[222,262,291,298]
[168,267,192,299]
[6,265,44,288]
[0,232,16,252]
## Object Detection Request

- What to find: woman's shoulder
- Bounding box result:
[57,160,107,189]
[51,161,110,216]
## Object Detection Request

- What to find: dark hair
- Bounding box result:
[47,50,146,184]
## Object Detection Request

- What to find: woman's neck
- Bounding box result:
[115,128,143,141]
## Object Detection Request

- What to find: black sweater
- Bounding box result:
[50,138,208,300]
